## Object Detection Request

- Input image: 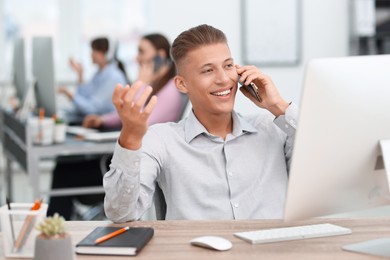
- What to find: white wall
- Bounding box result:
[0,0,4,81]
[146,0,350,115]
[57,0,81,83]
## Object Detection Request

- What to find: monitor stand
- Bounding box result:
[343,238,390,257]
[380,139,390,190]
[342,139,390,258]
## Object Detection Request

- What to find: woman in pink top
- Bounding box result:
[83,33,186,130]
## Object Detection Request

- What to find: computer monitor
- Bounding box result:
[284,54,390,221]
[12,37,27,103]
[32,37,57,117]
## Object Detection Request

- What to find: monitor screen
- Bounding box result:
[12,37,27,103]
[284,54,390,221]
[32,37,57,117]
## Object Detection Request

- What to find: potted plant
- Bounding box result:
[52,115,67,143]
[34,213,74,260]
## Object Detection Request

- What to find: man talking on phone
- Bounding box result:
[104,24,298,223]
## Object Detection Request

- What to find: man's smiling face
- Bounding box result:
[177,43,239,118]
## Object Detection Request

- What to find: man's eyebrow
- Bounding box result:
[199,58,234,69]
[200,63,213,69]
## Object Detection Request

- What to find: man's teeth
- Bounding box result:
[212,89,231,96]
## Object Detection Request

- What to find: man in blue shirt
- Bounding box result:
[59,37,127,123]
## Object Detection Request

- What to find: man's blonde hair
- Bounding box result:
[171,24,227,72]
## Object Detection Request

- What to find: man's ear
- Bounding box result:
[174,76,188,94]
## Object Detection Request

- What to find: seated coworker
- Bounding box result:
[83,33,184,130]
[47,34,183,220]
[104,24,298,223]
[59,37,128,124]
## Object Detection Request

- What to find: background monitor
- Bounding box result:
[32,37,57,117]
[284,54,390,221]
[12,37,27,103]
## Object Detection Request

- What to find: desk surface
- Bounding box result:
[30,134,116,157]
[1,218,390,259]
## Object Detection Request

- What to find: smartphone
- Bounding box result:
[239,76,262,102]
[153,55,166,72]
[244,82,262,102]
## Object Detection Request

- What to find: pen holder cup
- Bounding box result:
[0,203,48,258]
[28,117,55,145]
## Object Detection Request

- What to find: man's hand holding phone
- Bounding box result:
[236,64,289,117]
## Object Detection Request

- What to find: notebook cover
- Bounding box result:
[75,226,154,256]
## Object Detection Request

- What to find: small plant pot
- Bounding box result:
[34,234,74,260]
[53,123,67,143]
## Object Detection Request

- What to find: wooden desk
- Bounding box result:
[1,218,390,259]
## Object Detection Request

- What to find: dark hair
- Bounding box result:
[91,37,130,84]
[91,38,109,53]
[143,33,176,97]
[171,24,227,72]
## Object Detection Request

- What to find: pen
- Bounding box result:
[30,199,43,210]
[37,108,45,143]
[6,197,16,247]
[14,199,43,250]
[95,226,130,245]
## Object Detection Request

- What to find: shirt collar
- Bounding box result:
[184,110,258,143]
[98,62,116,74]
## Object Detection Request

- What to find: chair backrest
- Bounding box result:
[153,184,167,220]
[100,154,167,220]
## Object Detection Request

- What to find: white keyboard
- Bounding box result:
[234,223,351,244]
[84,131,121,142]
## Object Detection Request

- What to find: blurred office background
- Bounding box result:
[1,0,389,111]
[0,0,389,216]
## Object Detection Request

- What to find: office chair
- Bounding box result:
[71,154,168,220]
[75,155,167,220]
[72,153,112,220]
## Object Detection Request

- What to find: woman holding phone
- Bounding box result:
[83,33,186,130]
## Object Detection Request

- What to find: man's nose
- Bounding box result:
[215,69,230,84]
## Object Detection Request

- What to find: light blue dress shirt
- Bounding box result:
[73,62,127,116]
[104,104,298,223]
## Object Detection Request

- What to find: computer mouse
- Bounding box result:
[190,236,232,251]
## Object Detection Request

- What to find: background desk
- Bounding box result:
[1,218,390,259]
[1,109,115,200]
